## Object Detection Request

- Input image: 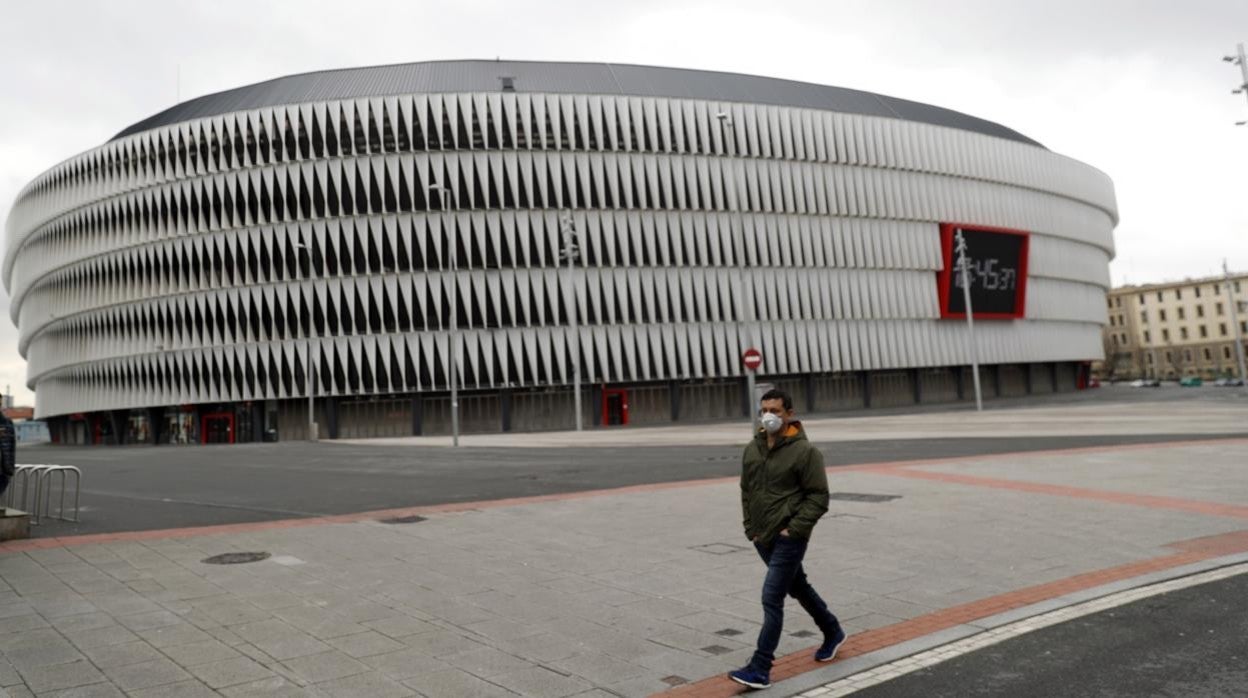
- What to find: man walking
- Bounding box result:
[730,389,845,690]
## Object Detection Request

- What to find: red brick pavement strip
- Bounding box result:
[654,529,1248,698]
[3,436,1245,555]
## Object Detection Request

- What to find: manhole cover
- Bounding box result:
[715,628,743,637]
[379,515,427,524]
[201,552,270,565]
[701,645,733,655]
[829,492,902,503]
[791,629,817,638]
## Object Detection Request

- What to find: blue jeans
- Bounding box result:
[749,536,840,673]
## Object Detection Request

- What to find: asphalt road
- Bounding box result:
[9,386,1245,537]
[851,568,1248,698]
[10,430,1245,538]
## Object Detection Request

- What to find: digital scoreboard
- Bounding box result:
[936,223,1029,320]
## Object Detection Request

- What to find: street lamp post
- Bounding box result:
[428,183,460,446]
[955,230,984,411]
[716,111,759,430]
[559,213,583,431]
[1224,260,1248,393]
[295,242,317,440]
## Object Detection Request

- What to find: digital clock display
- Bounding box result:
[936,224,1030,320]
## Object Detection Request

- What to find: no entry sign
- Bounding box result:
[742,348,763,372]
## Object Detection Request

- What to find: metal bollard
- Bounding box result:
[8,464,83,524]
[38,466,81,523]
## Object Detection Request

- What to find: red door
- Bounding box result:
[201,413,235,444]
[602,389,629,426]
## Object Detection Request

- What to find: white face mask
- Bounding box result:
[760,412,784,434]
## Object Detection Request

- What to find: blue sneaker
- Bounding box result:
[728,667,771,689]
[815,626,847,662]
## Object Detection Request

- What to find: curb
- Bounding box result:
[769,552,1248,697]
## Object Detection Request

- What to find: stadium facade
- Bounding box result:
[3,61,1117,445]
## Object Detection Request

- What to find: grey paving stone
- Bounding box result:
[17,659,106,693]
[551,652,649,684]
[0,657,20,687]
[116,610,182,632]
[159,639,244,667]
[79,641,166,669]
[64,626,141,651]
[361,615,437,639]
[186,656,278,690]
[135,622,214,649]
[443,646,532,679]
[280,650,369,684]
[218,676,314,697]
[312,671,417,697]
[489,666,593,698]
[100,657,192,691]
[359,649,450,681]
[48,613,115,635]
[249,633,332,662]
[128,679,220,697]
[402,668,519,697]
[400,629,486,658]
[326,631,406,658]
[5,641,85,672]
[38,681,127,697]
[0,614,50,635]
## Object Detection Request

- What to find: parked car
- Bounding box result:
[1088,377,1101,388]
[1130,378,1161,388]
[1179,376,1203,387]
[1215,377,1245,387]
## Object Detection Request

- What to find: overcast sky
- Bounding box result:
[1,0,1246,406]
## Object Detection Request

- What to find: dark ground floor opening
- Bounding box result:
[46,361,1089,446]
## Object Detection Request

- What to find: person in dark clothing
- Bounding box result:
[0,412,15,500]
[729,389,846,690]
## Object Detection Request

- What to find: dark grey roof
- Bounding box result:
[112,60,1043,148]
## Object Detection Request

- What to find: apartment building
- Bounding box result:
[1101,272,1248,379]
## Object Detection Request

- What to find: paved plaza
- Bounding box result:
[0,396,1246,696]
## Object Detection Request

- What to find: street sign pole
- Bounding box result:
[1224,259,1248,394]
[742,348,762,429]
[956,230,984,412]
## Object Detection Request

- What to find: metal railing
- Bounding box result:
[4,464,81,524]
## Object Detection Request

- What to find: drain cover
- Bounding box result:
[661,676,689,687]
[201,552,270,565]
[715,628,743,637]
[791,629,817,638]
[379,515,427,524]
[829,492,901,503]
[701,645,733,655]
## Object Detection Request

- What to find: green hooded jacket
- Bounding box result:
[740,421,830,545]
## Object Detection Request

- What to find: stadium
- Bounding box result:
[3,60,1117,445]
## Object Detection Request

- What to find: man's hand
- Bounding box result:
[779,529,790,538]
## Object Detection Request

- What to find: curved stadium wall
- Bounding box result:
[3,61,1117,444]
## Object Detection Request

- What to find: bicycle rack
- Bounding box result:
[4,464,81,524]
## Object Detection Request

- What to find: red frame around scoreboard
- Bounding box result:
[936,223,1030,320]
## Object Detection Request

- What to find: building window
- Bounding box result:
[1200,325,1208,338]
[1121,333,1128,344]
[1176,288,1183,300]
[1226,346,1234,360]
[1115,297,1122,308]
[1236,281,1241,293]
[1162,329,1170,341]
[1180,327,1189,340]
[1140,311,1147,324]
[1157,291,1164,302]
[1204,347,1213,361]
[1139,294,1145,304]
[1195,286,1202,298]
[1221,323,1228,337]
[1217,302,1224,315]
[1147,353,1154,364]
[1160,309,1167,321]
[1197,305,1205,318]
[1178,307,1186,320]
[1107,298,1113,309]
[1143,330,1151,343]
[1184,349,1192,362]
